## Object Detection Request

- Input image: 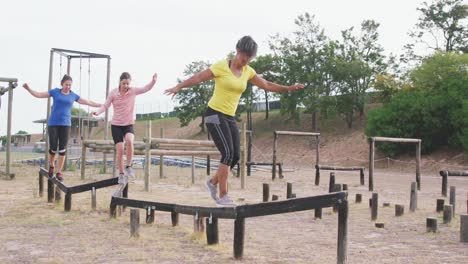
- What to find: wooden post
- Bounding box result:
[333,185,343,213]
[316,135,320,179]
[360,169,365,186]
[286,182,292,199]
[81,141,86,180]
[315,208,322,219]
[171,212,179,226]
[461,214,468,242]
[416,141,421,190]
[109,200,117,218]
[5,83,14,179]
[369,198,373,208]
[55,186,61,202]
[436,199,445,212]
[39,172,44,197]
[443,205,453,224]
[375,223,385,228]
[191,156,195,184]
[247,132,252,176]
[342,184,348,191]
[144,120,151,192]
[272,195,279,201]
[272,132,277,180]
[315,166,320,186]
[64,193,71,211]
[369,138,375,191]
[233,218,245,259]
[91,187,96,210]
[410,182,417,212]
[159,127,164,179]
[240,122,246,189]
[337,199,348,264]
[130,209,140,238]
[355,194,362,203]
[47,179,54,203]
[441,171,448,197]
[383,202,390,207]
[426,217,437,233]
[371,193,378,221]
[193,215,204,233]
[329,172,335,193]
[449,186,456,217]
[395,204,404,217]
[262,183,269,202]
[206,217,219,245]
[146,207,155,224]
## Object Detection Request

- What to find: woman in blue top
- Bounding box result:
[23,75,102,181]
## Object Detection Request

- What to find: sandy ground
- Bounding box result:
[0,159,467,264]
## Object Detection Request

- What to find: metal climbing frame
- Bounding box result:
[45,49,111,171]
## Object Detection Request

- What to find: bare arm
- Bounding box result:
[77,97,102,108]
[22,83,50,98]
[134,73,158,95]
[249,74,304,93]
[164,69,214,97]
[91,92,114,116]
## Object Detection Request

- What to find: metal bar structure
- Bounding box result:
[368,137,422,191]
[110,191,348,263]
[0,78,18,179]
[44,48,111,175]
[272,131,320,180]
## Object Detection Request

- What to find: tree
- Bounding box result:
[249,54,282,120]
[16,130,28,135]
[406,0,467,59]
[71,107,89,116]
[174,61,213,133]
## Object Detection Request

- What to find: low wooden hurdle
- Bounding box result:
[368,137,421,191]
[38,167,121,211]
[439,170,468,197]
[272,131,320,180]
[315,165,365,186]
[109,185,348,263]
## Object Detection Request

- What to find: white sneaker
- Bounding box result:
[205,178,218,201]
[216,195,236,207]
[118,173,127,184]
[125,166,135,183]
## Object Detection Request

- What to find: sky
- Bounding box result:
[0,0,427,136]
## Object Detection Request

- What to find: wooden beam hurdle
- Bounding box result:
[439,170,468,197]
[315,165,365,186]
[368,137,421,191]
[272,131,320,180]
[38,167,120,211]
[110,191,348,263]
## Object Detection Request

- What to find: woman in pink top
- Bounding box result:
[92,72,157,181]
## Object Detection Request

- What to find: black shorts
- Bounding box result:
[111,125,134,144]
[48,126,70,156]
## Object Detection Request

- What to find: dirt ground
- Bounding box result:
[0,158,467,264]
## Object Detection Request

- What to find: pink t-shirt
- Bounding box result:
[96,80,155,126]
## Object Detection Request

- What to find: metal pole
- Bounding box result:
[5,83,14,178]
[103,57,111,173]
[45,50,54,167]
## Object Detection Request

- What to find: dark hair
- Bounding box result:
[61,74,72,85]
[236,36,257,58]
[120,72,131,81]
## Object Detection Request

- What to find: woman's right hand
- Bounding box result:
[91,111,98,116]
[22,83,30,91]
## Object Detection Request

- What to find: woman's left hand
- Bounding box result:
[287,83,305,92]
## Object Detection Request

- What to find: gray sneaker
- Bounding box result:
[125,166,135,182]
[216,194,236,207]
[118,173,127,184]
[205,178,218,201]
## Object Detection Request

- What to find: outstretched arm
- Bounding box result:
[134,73,158,95]
[77,98,102,107]
[22,83,50,98]
[249,75,304,93]
[91,92,114,116]
[164,69,214,97]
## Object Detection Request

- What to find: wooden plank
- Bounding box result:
[146,150,220,156]
[67,177,119,194]
[150,138,216,147]
[317,165,365,171]
[175,204,237,219]
[372,137,421,143]
[440,170,468,177]
[236,192,346,218]
[275,131,320,136]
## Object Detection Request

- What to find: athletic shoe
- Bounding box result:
[55,172,64,182]
[216,194,236,207]
[48,166,54,178]
[118,173,126,184]
[205,178,218,201]
[125,166,135,182]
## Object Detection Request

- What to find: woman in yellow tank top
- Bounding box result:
[165,36,304,206]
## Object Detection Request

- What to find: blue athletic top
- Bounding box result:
[48,88,80,126]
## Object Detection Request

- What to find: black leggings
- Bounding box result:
[204,107,240,169]
[48,126,70,156]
